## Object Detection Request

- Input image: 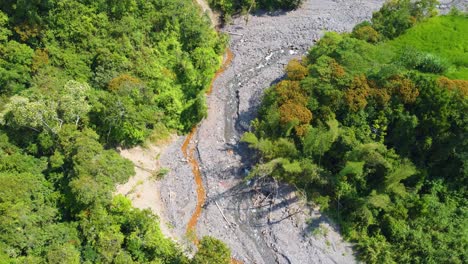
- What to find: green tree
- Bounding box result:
[46,244,80,264]
[192,236,230,264]
[0,39,34,94]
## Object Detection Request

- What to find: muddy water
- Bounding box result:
[208,50,234,95]
[181,127,205,244]
[181,50,234,246]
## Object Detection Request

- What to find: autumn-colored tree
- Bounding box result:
[14,23,41,42]
[275,80,307,105]
[330,59,346,80]
[286,58,308,81]
[370,88,391,106]
[390,76,419,104]
[274,79,313,136]
[437,77,468,97]
[345,75,370,111]
[279,103,312,136]
[279,103,312,125]
[108,74,141,92]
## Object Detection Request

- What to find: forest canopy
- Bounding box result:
[0,0,230,263]
[243,1,468,263]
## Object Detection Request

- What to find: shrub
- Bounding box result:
[415,53,448,74]
[398,49,449,74]
[352,23,380,43]
[192,236,231,264]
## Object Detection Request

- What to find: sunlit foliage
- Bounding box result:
[243,4,468,263]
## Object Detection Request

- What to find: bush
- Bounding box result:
[352,22,380,43]
[415,53,448,73]
[371,0,438,39]
[192,237,231,264]
[399,49,449,74]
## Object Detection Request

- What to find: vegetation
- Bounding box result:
[191,237,231,264]
[243,1,468,263]
[208,0,303,22]
[0,0,230,263]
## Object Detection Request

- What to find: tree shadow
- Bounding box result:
[203,175,304,228]
[253,9,289,17]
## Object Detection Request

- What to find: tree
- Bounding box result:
[46,244,80,264]
[345,75,370,111]
[275,80,307,105]
[279,103,312,136]
[0,171,58,258]
[244,10,467,264]
[0,0,54,26]
[352,23,380,43]
[0,81,91,134]
[437,77,468,97]
[192,236,230,264]
[0,0,228,263]
[303,119,339,160]
[286,58,308,81]
[371,0,438,39]
[0,11,11,42]
[0,39,34,94]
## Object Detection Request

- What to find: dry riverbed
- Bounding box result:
[160,1,387,263]
[120,0,467,263]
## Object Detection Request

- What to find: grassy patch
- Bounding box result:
[385,15,468,78]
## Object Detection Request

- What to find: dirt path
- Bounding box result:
[115,137,178,241]
[194,0,220,27]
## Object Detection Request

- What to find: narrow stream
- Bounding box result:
[181,50,237,261]
[181,127,205,244]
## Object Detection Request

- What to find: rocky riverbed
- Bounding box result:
[158,0,467,263]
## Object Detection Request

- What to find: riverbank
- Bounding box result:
[160,0,386,263]
[120,0,466,262]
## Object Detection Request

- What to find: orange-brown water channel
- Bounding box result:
[181,50,240,263]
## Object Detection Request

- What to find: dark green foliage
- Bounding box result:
[245,8,468,263]
[370,0,438,39]
[0,1,229,263]
[209,0,303,22]
[1,0,226,146]
[0,33,34,94]
[256,0,303,10]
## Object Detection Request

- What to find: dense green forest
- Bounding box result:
[208,0,303,22]
[243,1,467,263]
[0,0,230,263]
